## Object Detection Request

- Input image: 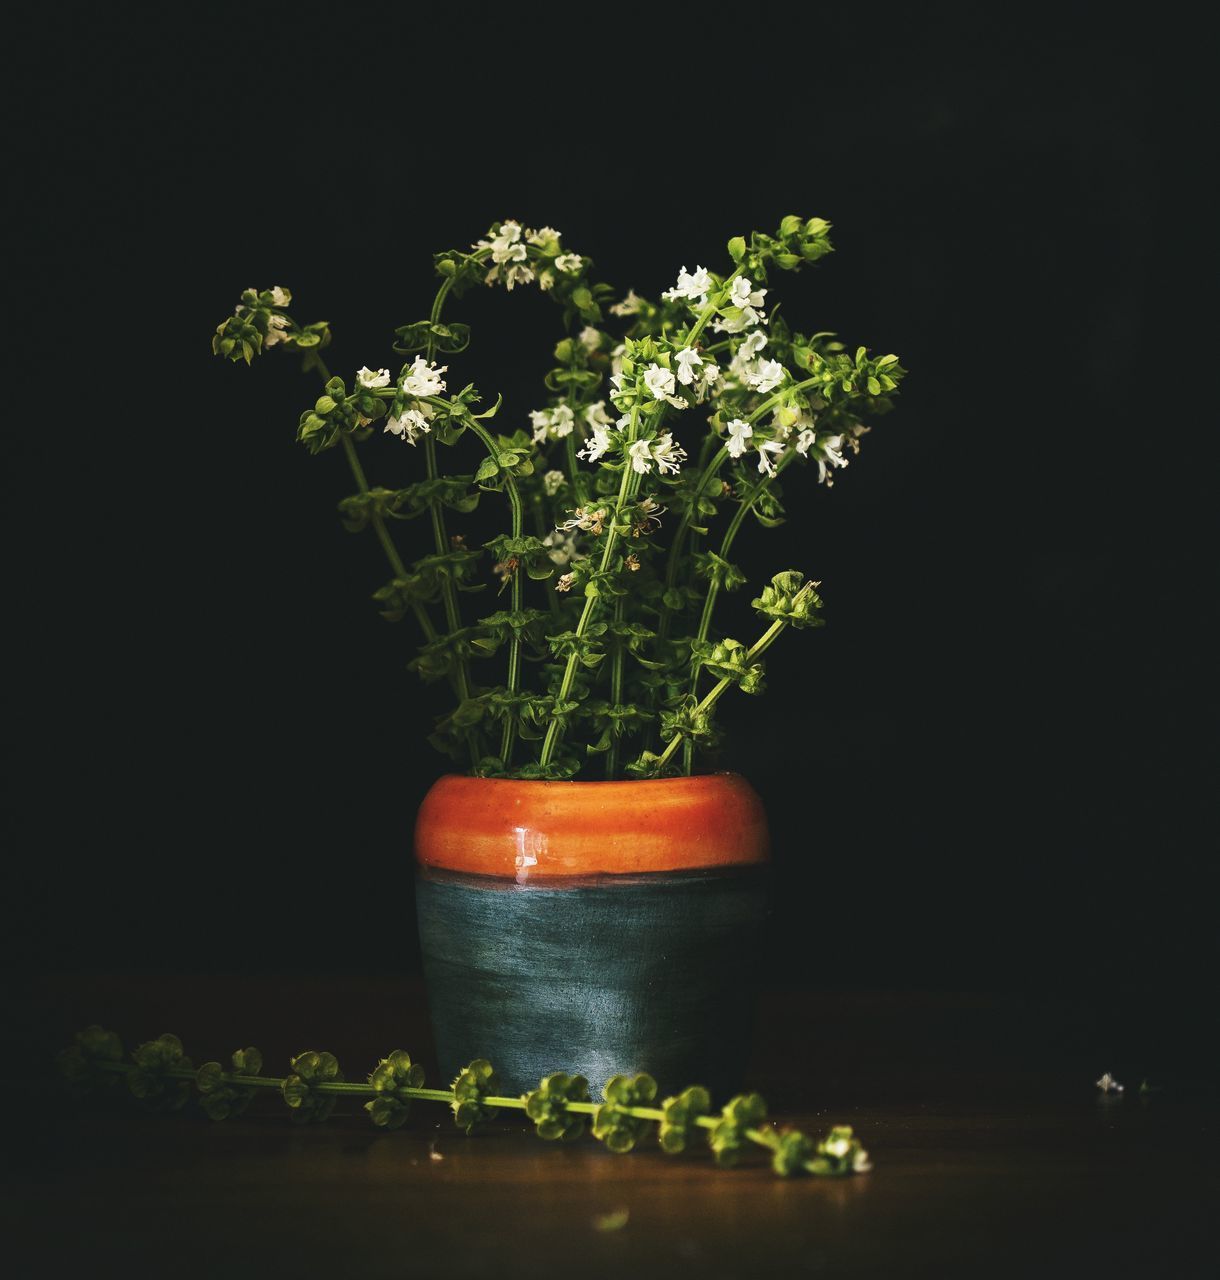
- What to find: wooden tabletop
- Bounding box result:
[6,975,1215,1277]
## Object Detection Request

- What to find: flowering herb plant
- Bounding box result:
[213,217,905,779]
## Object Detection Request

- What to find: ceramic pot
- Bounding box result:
[414,773,770,1096]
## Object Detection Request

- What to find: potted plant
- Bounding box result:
[213,217,905,1095]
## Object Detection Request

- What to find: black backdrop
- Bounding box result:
[6,13,1213,1064]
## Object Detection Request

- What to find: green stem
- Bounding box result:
[467,421,524,768]
[564,432,588,508]
[89,1060,826,1167]
[690,449,798,679]
[340,436,438,643]
[307,354,440,646]
[423,434,478,767]
[653,583,815,775]
[657,373,824,640]
[538,409,642,768]
[531,494,562,621]
[419,271,495,768]
[605,597,626,779]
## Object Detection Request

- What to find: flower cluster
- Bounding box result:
[366,1050,427,1130]
[523,1071,591,1141]
[592,1073,659,1153]
[128,1034,195,1111]
[282,1050,344,1124]
[213,214,906,779]
[196,1047,263,1121]
[451,1058,501,1134]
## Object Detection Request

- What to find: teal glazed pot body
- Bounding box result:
[414,774,770,1096]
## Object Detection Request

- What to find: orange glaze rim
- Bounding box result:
[414,773,770,880]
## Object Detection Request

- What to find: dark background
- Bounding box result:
[6,14,1213,1070]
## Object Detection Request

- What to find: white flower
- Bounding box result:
[550,404,576,438]
[558,506,608,535]
[651,432,687,475]
[748,359,786,395]
[488,261,535,290]
[528,226,562,248]
[400,356,448,398]
[269,286,291,307]
[820,433,848,471]
[713,310,758,335]
[543,530,577,566]
[543,470,566,496]
[627,439,654,474]
[263,312,290,347]
[610,343,626,377]
[643,363,677,401]
[662,264,712,307]
[579,326,602,352]
[531,404,576,442]
[771,406,808,441]
[715,279,768,334]
[356,366,391,389]
[489,220,526,263]
[384,406,433,445]
[555,572,575,593]
[730,276,767,310]
[584,400,612,429]
[674,347,703,386]
[578,423,614,462]
[728,333,767,380]
[725,418,753,459]
[529,409,553,443]
[555,253,583,273]
[698,361,721,401]
[756,438,785,477]
[632,496,666,535]
[610,289,643,316]
[801,432,848,485]
[740,331,767,360]
[1096,1072,1124,1094]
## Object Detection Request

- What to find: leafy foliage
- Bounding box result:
[282,1050,343,1124]
[592,1073,658,1153]
[523,1072,591,1141]
[212,216,905,777]
[196,1047,263,1121]
[451,1058,501,1134]
[62,1028,872,1180]
[366,1050,426,1130]
[128,1034,194,1111]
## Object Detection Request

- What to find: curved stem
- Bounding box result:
[679,457,796,778]
[340,436,438,642]
[307,354,439,646]
[657,373,824,639]
[692,449,798,663]
[653,583,815,775]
